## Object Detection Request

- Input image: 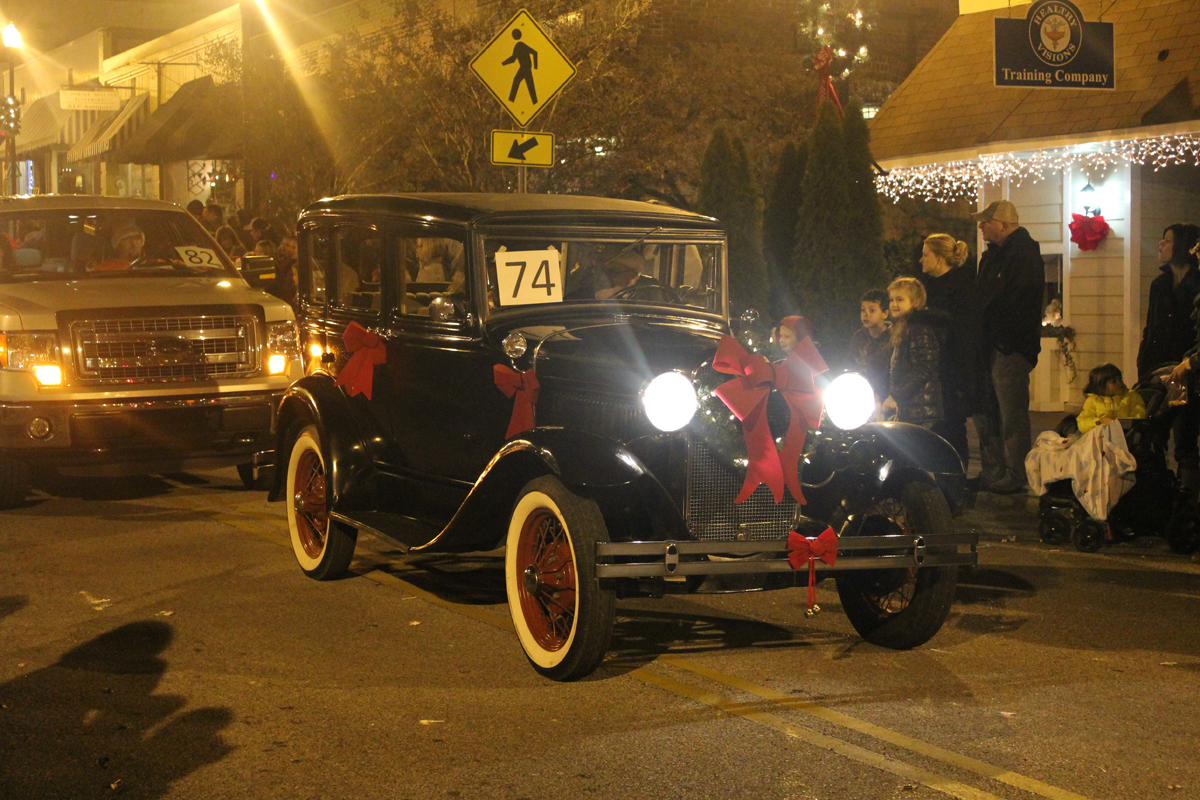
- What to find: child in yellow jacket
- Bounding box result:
[1076,363,1147,433]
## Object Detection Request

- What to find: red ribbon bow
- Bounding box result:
[494,365,540,439]
[712,335,827,504]
[788,527,839,612]
[1069,212,1110,252]
[334,321,387,400]
[813,45,844,117]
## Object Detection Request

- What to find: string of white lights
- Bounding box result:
[876,134,1200,203]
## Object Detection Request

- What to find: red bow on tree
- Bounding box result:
[712,334,827,505]
[1069,213,1110,252]
[334,321,387,400]
[788,526,839,613]
[494,365,540,439]
[813,45,844,117]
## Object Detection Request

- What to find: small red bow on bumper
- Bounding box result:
[334,321,387,400]
[494,365,540,439]
[788,527,839,613]
[712,334,827,504]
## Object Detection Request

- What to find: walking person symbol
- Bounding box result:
[503,29,538,104]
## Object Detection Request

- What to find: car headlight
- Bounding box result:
[265,321,300,375]
[0,332,63,385]
[641,371,699,432]
[825,372,875,430]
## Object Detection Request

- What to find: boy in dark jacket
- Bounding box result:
[850,288,892,403]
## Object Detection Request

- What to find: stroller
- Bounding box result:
[1037,374,1200,553]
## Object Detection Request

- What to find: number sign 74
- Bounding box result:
[496,249,563,306]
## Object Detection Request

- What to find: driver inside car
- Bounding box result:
[595,249,656,299]
[92,221,145,272]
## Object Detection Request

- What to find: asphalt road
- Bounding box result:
[2,469,1199,800]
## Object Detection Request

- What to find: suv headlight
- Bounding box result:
[825,372,875,430]
[641,371,698,432]
[265,321,300,375]
[0,332,63,386]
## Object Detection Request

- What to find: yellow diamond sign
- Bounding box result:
[470,9,576,128]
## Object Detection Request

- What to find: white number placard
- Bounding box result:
[496,250,563,306]
[175,246,223,267]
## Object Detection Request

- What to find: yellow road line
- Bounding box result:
[634,669,1005,800]
[662,656,1096,800]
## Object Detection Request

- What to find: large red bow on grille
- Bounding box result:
[712,335,827,504]
[334,321,387,400]
[788,527,839,612]
[494,365,540,439]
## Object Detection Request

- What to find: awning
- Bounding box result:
[14,93,104,157]
[66,93,152,163]
[109,76,242,163]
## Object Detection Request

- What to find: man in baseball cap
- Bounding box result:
[972,199,1044,495]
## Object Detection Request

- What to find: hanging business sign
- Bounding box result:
[60,89,122,111]
[994,0,1113,89]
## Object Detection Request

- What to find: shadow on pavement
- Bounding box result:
[0,621,234,799]
[0,595,28,622]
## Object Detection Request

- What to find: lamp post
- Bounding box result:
[3,23,21,196]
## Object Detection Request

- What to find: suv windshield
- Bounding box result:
[0,209,237,283]
[482,234,723,315]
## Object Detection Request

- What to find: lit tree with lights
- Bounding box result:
[795,0,876,83]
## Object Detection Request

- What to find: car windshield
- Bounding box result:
[482,233,723,315]
[0,209,237,283]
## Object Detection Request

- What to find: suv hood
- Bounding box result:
[0,277,292,330]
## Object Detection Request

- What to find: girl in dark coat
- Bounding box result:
[883,277,948,427]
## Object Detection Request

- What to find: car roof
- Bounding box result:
[0,195,184,213]
[300,193,720,229]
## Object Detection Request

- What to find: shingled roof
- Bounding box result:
[869,0,1200,162]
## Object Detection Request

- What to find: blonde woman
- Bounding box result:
[920,233,980,466]
[882,277,948,428]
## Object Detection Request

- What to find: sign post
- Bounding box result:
[471,8,574,192]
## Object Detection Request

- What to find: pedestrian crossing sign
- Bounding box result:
[470,9,576,128]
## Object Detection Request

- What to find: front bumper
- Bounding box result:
[595,530,977,578]
[0,391,284,468]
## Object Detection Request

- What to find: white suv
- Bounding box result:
[0,196,301,506]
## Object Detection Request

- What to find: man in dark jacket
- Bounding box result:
[1139,223,1200,496]
[973,200,1044,493]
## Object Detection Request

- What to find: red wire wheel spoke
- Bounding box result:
[294,449,328,559]
[515,508,577,651]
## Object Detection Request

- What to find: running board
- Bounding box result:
[595,532,977,579]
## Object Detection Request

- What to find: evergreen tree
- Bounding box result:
[697,128,769,314]
[841,100,888,290]
[792,103,857,366]
[762,141,808,319]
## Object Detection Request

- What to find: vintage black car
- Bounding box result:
[276,193,977,681]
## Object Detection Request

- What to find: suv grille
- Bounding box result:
[685,436,796,541]
[71,315,258,383]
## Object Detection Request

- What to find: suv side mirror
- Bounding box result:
[239,254,276,289]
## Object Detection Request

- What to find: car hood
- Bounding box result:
[517,319,725,394]
[0,276,292,330]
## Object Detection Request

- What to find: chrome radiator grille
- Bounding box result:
[685,436,796,541]
[71,314,258,383]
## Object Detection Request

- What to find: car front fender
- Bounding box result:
[418,427,689,553]
[270,375,382,510]
[861,422,967,513]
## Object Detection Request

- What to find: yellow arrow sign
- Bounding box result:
[491,130,555,167]
[470,9,576,128]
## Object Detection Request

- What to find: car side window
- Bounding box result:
[331,225,382,312]
[396,232,467,318]
[304,227,329,304]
